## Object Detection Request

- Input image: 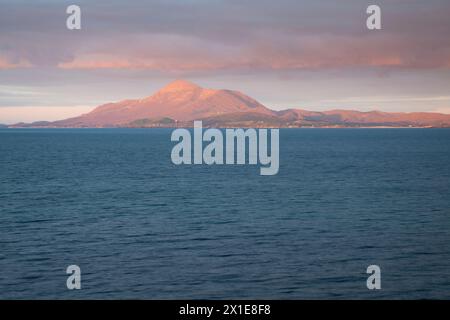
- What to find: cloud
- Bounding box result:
[0,105,95,124]
[54,33,450,72]
[0,56,31,69]
[321,96,450,104]
[1,0,450,72]
[432,107,450,114]
[1,0,450,117]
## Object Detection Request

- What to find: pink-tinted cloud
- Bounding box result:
[2,1,450,72]
[0,56,31,69]
[58,55,233,72]
[54,33,450,72]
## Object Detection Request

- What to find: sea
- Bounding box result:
[0,128,449,299]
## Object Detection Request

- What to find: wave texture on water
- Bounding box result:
[0,128,449,299]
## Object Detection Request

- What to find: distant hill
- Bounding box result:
[274,109,450,128]
[11,80,450,128]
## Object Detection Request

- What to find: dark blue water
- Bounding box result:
[0,128,449,299]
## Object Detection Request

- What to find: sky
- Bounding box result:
[1,0,450,123]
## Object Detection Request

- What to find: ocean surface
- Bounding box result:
[0,128,449,299]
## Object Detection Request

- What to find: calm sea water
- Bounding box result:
[0,128,449,299]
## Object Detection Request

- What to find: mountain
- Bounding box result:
[275,109,450,127]
[11,80,450,128]
[50,80,274,127]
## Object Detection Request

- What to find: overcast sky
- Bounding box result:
[1,0,450,123]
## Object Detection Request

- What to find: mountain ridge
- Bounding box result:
[9,80,450,128]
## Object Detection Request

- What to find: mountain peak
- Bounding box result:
[158,79,202,93]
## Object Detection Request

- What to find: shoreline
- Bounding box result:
[2,126,447,129]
